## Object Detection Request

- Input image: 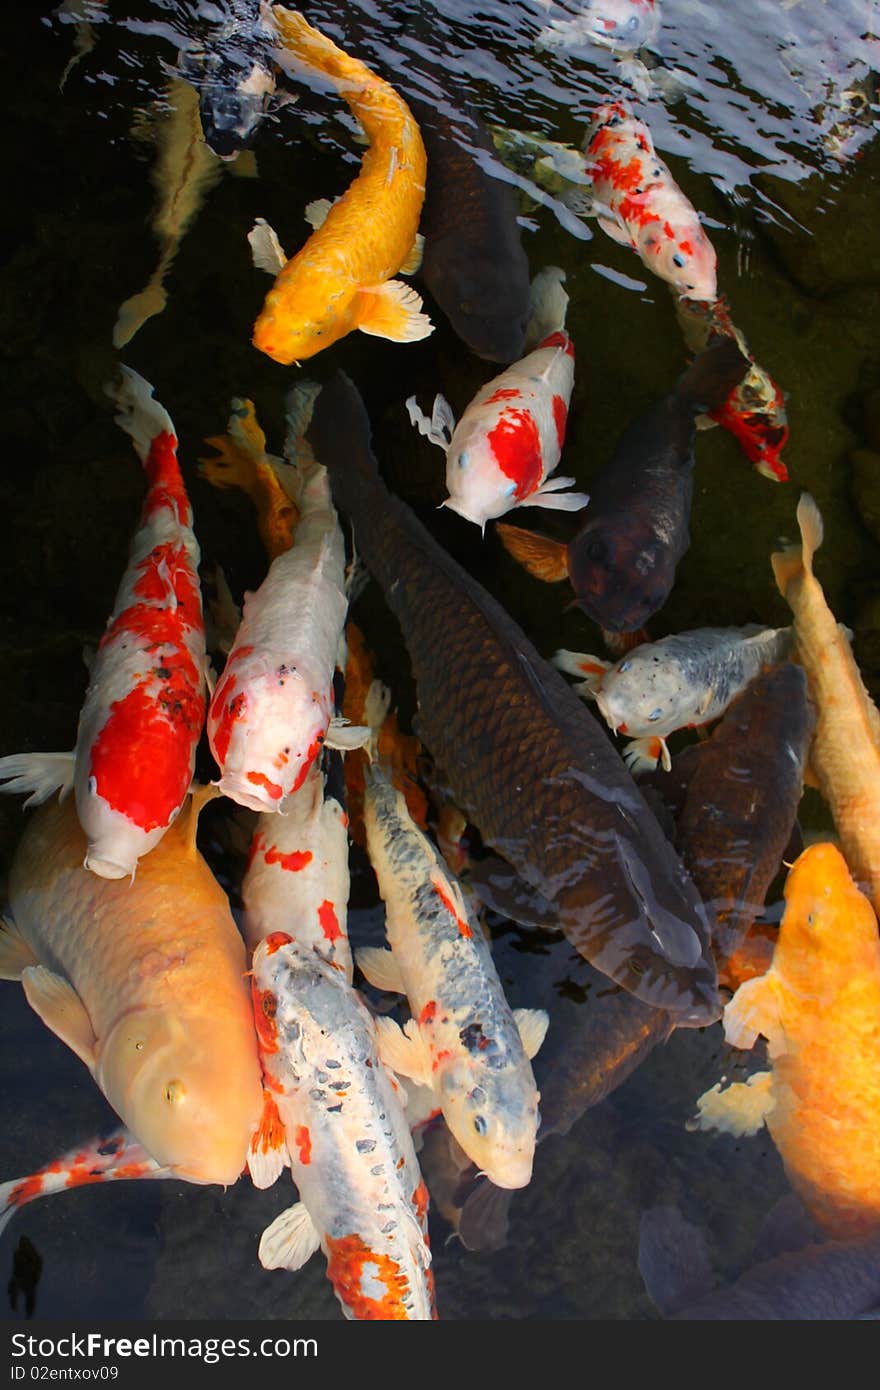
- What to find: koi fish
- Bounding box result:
[248,6,432,363]
[114,78,250,349]
[693,842,880,1240]
[772,493,880,915]
[582,100,717,301]
[553,623,794,772]
[406,267,588,530]
[177,0,279,159]
[199,396,300,561]
[0,1130,171,1238]
[242,758,352,978]
[308,371,721,1026]
[248,933,436,1319]
[675,295,789,483]
[498,336,748,634]
[206,392,368,813]
[0,790,263,1185]
[357,757,548,1189]
[0,368,206,880]
[538,0,660,55]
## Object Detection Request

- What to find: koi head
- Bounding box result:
[434,1053,540,1190]
[642,221,717,302]
[78,796,165,881]
[778,842,879,978]
[96,1006,262,1186]
[444,411,542,528]
[253,267,359,365]
[209,666,331,812]
[568,519,679,634]
[597,648,690,739]
[583,0,660,53]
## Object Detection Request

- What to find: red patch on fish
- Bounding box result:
[294,1125,312,1165]
[252,984,279,1054]
[325,1233,415,1320]
[540,330,575,358]
[432,875,472,937]
[419,1001,437,1026]
[143,431,190,526]
[8,1175,45,1208]
[264,845,313,872]
[89,676,204,830]
[289,734,323,795]
[552,395,568,450]
[210,677,247,766]
[318,900,341,943]
[253,1091,285,1154]
[432,1049,453,1071]
[487,410,543,501]
[246,771,283,800]
[264,932,294,955]
[485,388,521,405]
[412,1180,430,1225]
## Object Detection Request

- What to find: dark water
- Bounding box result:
[1,0,879,1321]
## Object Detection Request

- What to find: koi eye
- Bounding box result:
[618,660,631,673]
[458,451,469,469]
[473,1115,487,1135]
[647,708,663,722]
[626,15,639,29]
[504,482,517,497]
[164,1080,185,1104]
[672,253,686,267]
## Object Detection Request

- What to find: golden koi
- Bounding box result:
[0,791,263,1186]
[693,842,880,1239]
[772,493,880,914]
[249,6,432,363]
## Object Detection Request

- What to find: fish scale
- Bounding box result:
[309,372,720,1026]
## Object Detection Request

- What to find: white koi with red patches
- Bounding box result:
[207,431,368,812]
[539,0,660,55]
[0,1129,173,1238]
[358,762,547,1190]
[405,267,587,530]
[583,100,717,302]
[0,368,206,880]
[242,759,353,979]
[250,934,436,1320]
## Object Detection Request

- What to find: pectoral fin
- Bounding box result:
[723,972,780,1051]
[248,217,287,275]
[356,946,404,994]
[552,649,609,697]
[356,281,435,343]
[373,1015,433,1088]
[303,197,333,229]
[496,524,569,583]
[325,717,371,752]
[689,1070,775,1138]
[622,736,671,775]
[598,214,635,248]
[258,1201,322,1271]
[399,233,425,275]
[522,479,589,512]
[21,966,97,1071]
[513,1008,549,1060]
[247,1090,289,1190]
[0,916,39,981]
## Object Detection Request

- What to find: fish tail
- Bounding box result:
[675,337,749,415]
[112,277,169,349]
[523,266,568,350]
[796,492,824,574]
[108,365,176,462]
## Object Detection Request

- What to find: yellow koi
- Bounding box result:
[250,6,432,363]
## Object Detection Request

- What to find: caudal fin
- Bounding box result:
[524,266,568,350]
[771,492,823,598]
[675,337,749,415]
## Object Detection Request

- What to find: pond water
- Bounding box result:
[1,0,879,1322]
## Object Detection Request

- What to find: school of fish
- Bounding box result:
[3,0,880,1325]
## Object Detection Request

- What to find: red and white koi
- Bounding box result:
[405,267,588,530]
[0,368,206,879]
[0,1129,172,1239]
[207,392,368,812]
[554,624,794,772]
[357,757,548,1190]
[674,295,789,483]
[538,0,660,56]
[242,758,352,979]
[582,100,717,302]
[247,933,437,1320]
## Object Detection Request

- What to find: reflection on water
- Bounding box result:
[1,0,879,1319]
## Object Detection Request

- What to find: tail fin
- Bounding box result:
[523,266,568,351]
[675,337,749,415]
[112,278,169,349]
[771,492,824,598]
[109,366,176,461]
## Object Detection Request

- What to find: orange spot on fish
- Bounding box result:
[432,876,472,937]
[540,330,575,358]
[412,1180,429,1225]
[246,771,284,800]
[318,900,342,943]
[325,1233,414,1320]
[432,1049,453,1072]
[264,932,294,955]
[253,1091,286,1155]
[9,1175,45,1208]
[289,734,323,794]
[485,387,521,405]
[143,431,190,525]
[264,845,313,872]
[419,1001,437,1026]
[294,1125,312,1165]
[552,395,567,450]
[211,677,247,766]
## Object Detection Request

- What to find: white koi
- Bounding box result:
[248,934,436,1320]
[554,624,794,772]
[358,759,548,1190]
[406,267,587,530]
